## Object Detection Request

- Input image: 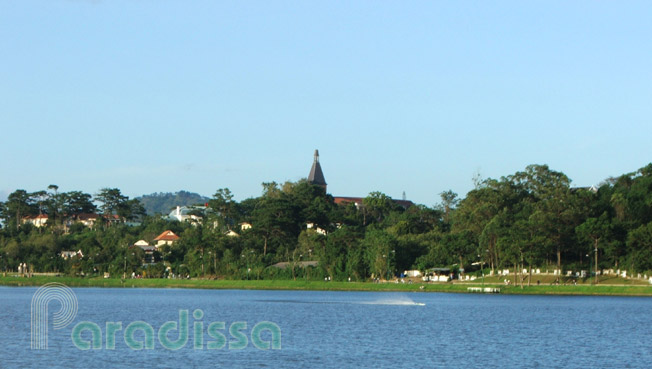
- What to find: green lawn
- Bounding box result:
[467,274,650,286]
[2,275,652,296]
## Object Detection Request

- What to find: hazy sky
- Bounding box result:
[1,1,651,206]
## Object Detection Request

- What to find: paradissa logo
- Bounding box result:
[31,283,78,349]
[71,309,281,351]
[31,283,281,351]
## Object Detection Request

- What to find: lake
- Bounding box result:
[1,286,651,368]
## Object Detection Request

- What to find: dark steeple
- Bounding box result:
[308,149,327,191]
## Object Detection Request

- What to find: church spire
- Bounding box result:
[308,149,327,192]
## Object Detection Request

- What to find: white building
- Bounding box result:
[168,206,204,223]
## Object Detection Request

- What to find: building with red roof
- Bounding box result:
[153,230,180,247]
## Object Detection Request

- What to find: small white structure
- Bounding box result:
[240,222,252,231]
[306,222,327,235]
[422,275,449,282]
[404,270,422,278]
[168,206,203,223]
[61,250,83,260]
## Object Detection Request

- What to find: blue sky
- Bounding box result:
[1,1,651,206]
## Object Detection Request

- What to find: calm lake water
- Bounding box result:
[1,286,652,368]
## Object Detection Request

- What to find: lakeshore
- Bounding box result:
[2,275,652,296]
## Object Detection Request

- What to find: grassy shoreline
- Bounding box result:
[1,275,652,296]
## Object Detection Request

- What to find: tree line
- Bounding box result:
[1,163,652,280]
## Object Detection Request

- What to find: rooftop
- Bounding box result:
[154,230,180,241]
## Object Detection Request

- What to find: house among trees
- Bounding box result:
[154,230,180,247]
[134,239,154,250]
[104,214,123,225]
[167,205,206,223]
[133,240,157,264]
[60,250,83,260]
[6,156,652,284]
[306,222,327,235]
[69,213,123,229]
[75,213,99,228]
[571,185,599,194]
[22,214,49,228]
[21,212,127,232]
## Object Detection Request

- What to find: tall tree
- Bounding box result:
[363,228,397,280]
[261,182,281,198]
[4,190,37,230]
[511,164,574,273]
[118,199,146,221]
[95,188,128,216]
[62,191,96,215]
[626,221,652,272]
[576,213,610,283]
[439,190,459,224]
[46,185,61,227]
[454,180,505,271]
[252,195,300,256]
[0,201,7,230]
[362,192,397,225]
[209,188,236,230]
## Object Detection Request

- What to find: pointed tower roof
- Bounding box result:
[308,149,327,190]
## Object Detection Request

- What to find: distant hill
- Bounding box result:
[135,191,211,215]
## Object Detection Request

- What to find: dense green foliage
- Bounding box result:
[2,163,652,281]
[136,191,211,215]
